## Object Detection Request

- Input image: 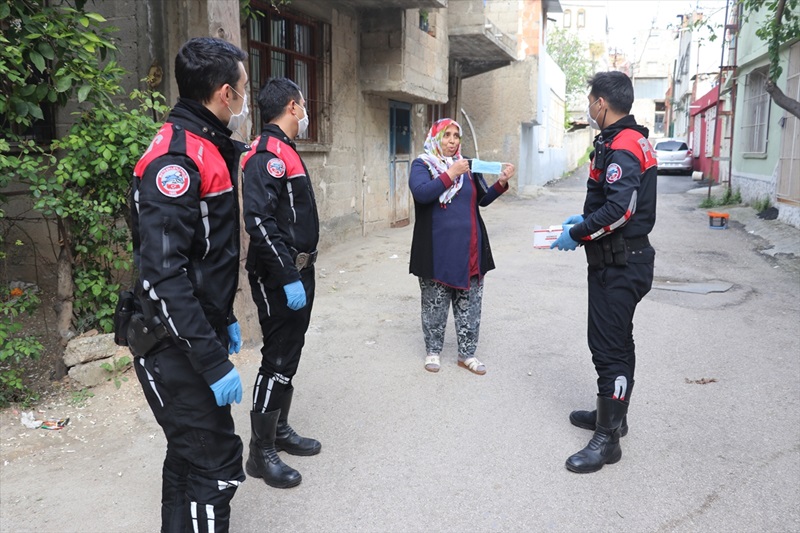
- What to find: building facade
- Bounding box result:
[459,0,590,191]
[730,7,800,227]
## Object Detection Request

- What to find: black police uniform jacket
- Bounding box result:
[131,98,246,385]
[241,124,320,289]
[569,115,657,245]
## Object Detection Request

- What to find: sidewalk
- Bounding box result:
[687,184,800,260]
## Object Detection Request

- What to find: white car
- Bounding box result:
[654,138,693,174]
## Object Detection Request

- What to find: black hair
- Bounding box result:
[258,78,303,124]
[587,71,634,114]
[174,37,247,103]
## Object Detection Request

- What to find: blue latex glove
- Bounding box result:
[550,224,579,251]
[227,322,241,355]
[209,367,243,406]
[283,280,306,311]
[563,214,584,225]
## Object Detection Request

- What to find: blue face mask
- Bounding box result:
[470,159,504,174]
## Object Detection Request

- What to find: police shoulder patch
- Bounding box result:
[156,165,191,197]
[605,163,622,184]
[266,158,286,178]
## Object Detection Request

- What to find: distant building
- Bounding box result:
[552,1,609,118]
[668,8,728,143]
[630,28,674,139]
[729,4,800,227]
[460,0,595,190]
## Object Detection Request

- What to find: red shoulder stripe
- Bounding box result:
[241,135,261,169]
[610,129,657,173]
[134,124,174,179]
[184,130,232,197]
[266,136,305,179]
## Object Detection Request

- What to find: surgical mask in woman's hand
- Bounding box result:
[470,159,503,174]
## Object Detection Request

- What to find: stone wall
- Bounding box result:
[731,171,776,206]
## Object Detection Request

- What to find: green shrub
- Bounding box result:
[31,90,168,332]
[0,285,43,407]
[752,196,772,213]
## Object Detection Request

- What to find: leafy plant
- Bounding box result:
[1,2,167,401]
[30,90,168,333]
[699,186,742,208]
[721,186,742,205]
[240,0,291,21]
[1,0,124,346]
[547,27,593,110]
[68,387,94,407]
[752,195,772,212]
[101,355,131,389]
[0,284,43,407]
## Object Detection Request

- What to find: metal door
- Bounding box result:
[389,101,411,227]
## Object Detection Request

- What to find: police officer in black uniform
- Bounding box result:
[128,37,249,531]
[241,77,321,488]
[551,71,657,473]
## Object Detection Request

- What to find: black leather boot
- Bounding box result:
[565,396,628,474]
[246,410,302,488]
[569,409,629,437]
[276,388,321,456]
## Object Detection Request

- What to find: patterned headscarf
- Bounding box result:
[418,118,466,205]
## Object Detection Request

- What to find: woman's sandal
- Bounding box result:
[458,356,486,375]
[424,354,440,373]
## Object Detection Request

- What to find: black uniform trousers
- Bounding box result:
[248,266,315,413]
[134,345,245,533]
[587,258,654,401]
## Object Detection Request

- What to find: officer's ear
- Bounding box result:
[595,97,605,112]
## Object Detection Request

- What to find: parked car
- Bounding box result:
[654,138,693,174]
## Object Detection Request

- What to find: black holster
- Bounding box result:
[113,290,135,346]
[115,284,170,357]
[126,312,170,357]
[585,233,628,268]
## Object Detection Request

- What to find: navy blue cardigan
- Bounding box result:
[408,158,507,289]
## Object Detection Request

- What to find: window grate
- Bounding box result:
[247,4,331,145]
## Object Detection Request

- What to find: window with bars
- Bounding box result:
[741,67,770,154]
[247,4,331,144]
[426,104,446,131]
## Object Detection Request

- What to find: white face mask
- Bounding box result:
[586,99,601,130]
[227,87,249,131]
[296,104,309,136]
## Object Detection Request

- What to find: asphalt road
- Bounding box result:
[2,167,798,533]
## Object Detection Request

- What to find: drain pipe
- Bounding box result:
[460,108,479,158]
[361,165,367,237]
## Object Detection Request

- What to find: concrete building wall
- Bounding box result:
[461,0,580,191]
[461,57,539,190]
[359,8,448,103]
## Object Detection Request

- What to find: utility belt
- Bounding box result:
[113,287,170,357]
[293,249,318,270]
[585,233,650,268]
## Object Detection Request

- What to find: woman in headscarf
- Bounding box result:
[408,118,515,375]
